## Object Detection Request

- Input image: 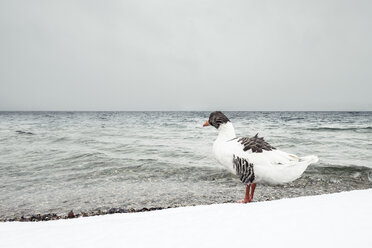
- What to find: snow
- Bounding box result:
[1,189,372,248]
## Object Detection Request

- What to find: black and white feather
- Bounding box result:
[237,133,276,153]
[233,155,255,183]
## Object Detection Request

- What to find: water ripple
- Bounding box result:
[0,111,371,219]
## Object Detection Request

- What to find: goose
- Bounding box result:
[203,111,318,203]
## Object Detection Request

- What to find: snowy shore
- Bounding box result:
[1,189,372,248]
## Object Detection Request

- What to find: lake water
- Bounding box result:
[1,111,371,220]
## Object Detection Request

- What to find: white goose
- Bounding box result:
[203,111,319,203]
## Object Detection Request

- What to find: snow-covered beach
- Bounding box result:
[1,189,371,248]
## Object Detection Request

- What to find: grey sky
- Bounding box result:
[0,0,371,111]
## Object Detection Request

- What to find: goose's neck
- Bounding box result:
[216,122,236,141]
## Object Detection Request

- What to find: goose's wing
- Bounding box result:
[227,134,298,163]
[235,133,276,153]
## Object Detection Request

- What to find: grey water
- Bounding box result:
[0,111,372,220]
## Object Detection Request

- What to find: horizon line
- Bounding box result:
[0,110,371,112]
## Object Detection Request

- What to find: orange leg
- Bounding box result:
[238,184,251,203]
[238,183,256,203]
[249,183,256,202]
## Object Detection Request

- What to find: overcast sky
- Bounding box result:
[0,0,371,111]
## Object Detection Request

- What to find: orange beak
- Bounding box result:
[203,121,210,127]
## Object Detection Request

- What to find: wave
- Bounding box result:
[67,152,105,161]
[15,130,34,135]
[51,137,69,143]
[310,164,372,172]
[307,127,372,131]
[281,117,305,121]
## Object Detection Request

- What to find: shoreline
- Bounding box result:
[0,206,167,222]
[2,186,372,222]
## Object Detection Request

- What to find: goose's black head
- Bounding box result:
[203,111,230,129]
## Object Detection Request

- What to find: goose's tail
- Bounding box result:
[300,155,319,164]
[276,154,319,184]
[254,152,319,185]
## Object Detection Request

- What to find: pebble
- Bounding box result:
[68,211,75,218]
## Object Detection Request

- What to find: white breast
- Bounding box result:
[213,139,237,174]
